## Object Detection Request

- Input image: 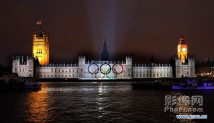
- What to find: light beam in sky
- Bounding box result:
[86,0,136,59]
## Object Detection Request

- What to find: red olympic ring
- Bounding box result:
[112,64,123,74]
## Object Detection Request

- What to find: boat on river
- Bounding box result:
[132,78,214,90]
[172,78,214,90]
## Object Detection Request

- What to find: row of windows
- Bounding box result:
[50,69,77,72]
[41,74,76,78]
[177,73,194,77]
[16,68,27,72]
[181,68,189,71]
[18,73,32,77]
[177,72,189,75]
[34,43,45,46]
[36,52,43,54]
[134,73,171,77]
[134,68,170,71]
[134,70,170,73]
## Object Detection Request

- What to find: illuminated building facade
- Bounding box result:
[12,23,195,79]
[32,20,49,65]
[133,63,172,78]
[38,63,79,79]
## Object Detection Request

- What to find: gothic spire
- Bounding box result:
[179,31,186,44]
[101,39,109,60]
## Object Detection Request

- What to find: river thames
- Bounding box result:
[0,82,213,123]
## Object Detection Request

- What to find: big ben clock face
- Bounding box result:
[182,47,187,52]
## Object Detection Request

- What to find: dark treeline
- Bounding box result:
[0,64,11,75]
[196,58,214,68]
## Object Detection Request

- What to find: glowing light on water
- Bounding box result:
[98,82,103,94]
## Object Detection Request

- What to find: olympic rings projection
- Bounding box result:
[88,63,124,79]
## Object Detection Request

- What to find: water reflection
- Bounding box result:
[25,89,52,123]
[1,82,212,122]
[98,82,103,94]
[97,82,105,119]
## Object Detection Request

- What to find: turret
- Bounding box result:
[78,56,86,66]
[126,56,132,65]
[12,56,35,77]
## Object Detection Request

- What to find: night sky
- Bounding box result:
[1,0,214,66]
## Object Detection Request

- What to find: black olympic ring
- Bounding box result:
[100,63,111,74]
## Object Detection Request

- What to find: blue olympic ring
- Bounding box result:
[88,63,99,74]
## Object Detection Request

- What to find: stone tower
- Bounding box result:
[32,20,49,65]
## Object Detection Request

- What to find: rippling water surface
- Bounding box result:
[0,82,214,123]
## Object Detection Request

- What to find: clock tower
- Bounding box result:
[177,33,188,63]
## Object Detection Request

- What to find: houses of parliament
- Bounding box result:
[12,21,195,80]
